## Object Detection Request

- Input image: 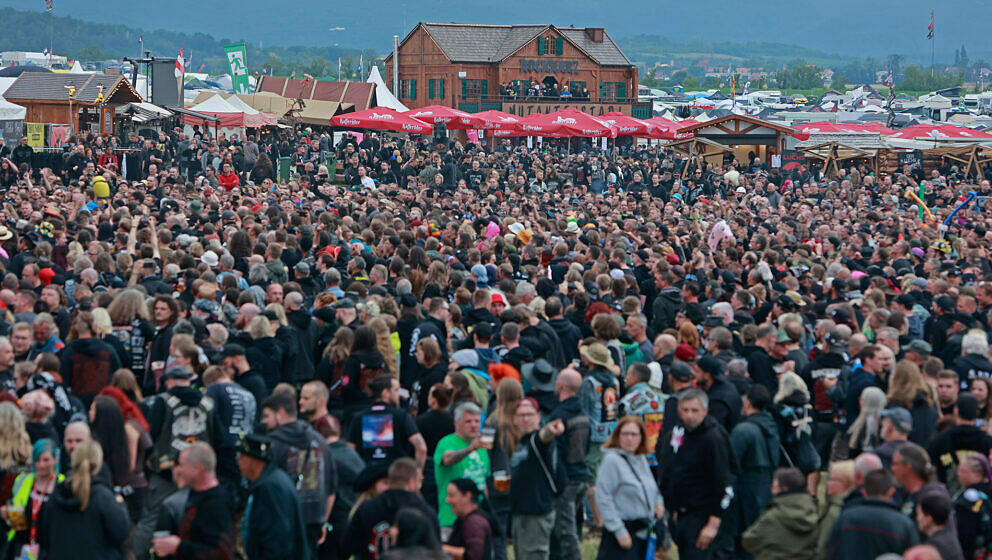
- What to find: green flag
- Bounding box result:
[224,43,250,94]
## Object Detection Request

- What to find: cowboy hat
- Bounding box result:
[579,343,614,369]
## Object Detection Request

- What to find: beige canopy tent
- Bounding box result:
[795,132,888,177]
[188,91,353,125]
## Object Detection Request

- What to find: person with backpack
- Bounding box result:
[773,372,821,492]
[728,385,780,557]
[348,375,427,471]
[442,478,494,560]
[952,453,992,560]
[238,433,312,560]
[259,391,337,559]
[134,365,219,560]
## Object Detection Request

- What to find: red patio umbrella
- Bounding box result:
[598,112,655,137]
[403,105,486,129]
[518,108,617,137]
[793,121,877,134]
[475,110,524,133]
[644,116,694,140]
[886,123,992,140]
[330,107,433,135]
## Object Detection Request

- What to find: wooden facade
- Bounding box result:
[384,23,645,117]
[677,114,797,164]
[4,73,141,135]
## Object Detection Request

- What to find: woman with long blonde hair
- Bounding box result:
[369,316,398,377]
[105,289,154,377]
[886,360,939,444]
[0,402,31,471]
[38,440,130,559]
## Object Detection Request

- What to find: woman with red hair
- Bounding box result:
[98,386,152,521]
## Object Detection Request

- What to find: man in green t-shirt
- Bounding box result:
[434,401,490,527]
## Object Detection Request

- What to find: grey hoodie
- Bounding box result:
[594,447,663,539]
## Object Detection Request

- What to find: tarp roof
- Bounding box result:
[188,94,242,113]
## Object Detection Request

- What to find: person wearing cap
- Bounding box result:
[659,362,693,437]
[237,433,312,560]
[578,341,620,462]
[952,453,992,559]
[343,457,439,560]
[691,355,741,432]
[135,364,220,559]
[657,388,737,559]
[874,407,913,469]
[928,393,992,489]
[902,339,933,368]
[219,343,268,410]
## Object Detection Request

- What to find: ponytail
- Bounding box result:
[69,441,103,511]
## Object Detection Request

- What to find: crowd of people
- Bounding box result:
[498,81,593,102]
[0,117,989,560]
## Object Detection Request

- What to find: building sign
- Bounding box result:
[519,59,578,74]
[503,102,631,117]
[781,150,806,172]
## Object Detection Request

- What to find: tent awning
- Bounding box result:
[121,102,173,123]
[169,106,220,123]
[297,100,350,125]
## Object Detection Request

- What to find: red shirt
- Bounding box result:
[218,172,240,191]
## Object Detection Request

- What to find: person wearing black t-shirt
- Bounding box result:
[348,375,427,470]
[416,383,456,511]
[151,443,234,558]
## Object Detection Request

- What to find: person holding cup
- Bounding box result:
[2,439,64,557]
[435,402,490,533]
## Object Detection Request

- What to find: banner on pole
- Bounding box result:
[26,123,44,152]
[224,43,251,94]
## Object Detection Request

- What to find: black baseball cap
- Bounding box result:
[221,343,246,358]
[667,362,692,382]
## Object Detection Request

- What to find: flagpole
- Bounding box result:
[930,9,935,78]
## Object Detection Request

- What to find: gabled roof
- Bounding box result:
[256,77,370,112]
[4,72,140,104]
[678,113,795,135]
[398,23,633,66]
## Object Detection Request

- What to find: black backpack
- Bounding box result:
[148,394,214,472]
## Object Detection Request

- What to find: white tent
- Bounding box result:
[0,77,25,121]
[367,66,407,111]
[70,61,86,74]
[188,94,242,114]
[223,95,260,114]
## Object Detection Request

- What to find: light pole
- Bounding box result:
[95,85,105,134]
[65,84,76,134]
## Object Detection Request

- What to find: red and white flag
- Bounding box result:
[175,47,185,78]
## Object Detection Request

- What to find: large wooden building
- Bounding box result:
[385,23,647,118]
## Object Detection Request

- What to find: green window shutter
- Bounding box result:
[618,82,626,99]
[462,79,468,99]
[481,79,488,99]
[411,79,416,100]
[428,79,434,99]
[439,78,445,100]
[538,37,545,55]
[599,82,605,99]
[556,37,564,55]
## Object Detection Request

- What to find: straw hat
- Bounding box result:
[579,343,614,369]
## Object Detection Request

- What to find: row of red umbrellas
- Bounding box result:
[330,105,694,139]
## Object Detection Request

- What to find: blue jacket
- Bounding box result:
[844,363,881,428]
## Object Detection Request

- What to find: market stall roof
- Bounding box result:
[887,123,992,141]
[404,105,486,129]
[297,100,345,126]
[169,106,220,123]
[330,107,433,134]
[0,77,25,120]
[257,76,375,112]
[120,102,173,123]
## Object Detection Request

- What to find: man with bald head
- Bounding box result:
[548,365,589,560]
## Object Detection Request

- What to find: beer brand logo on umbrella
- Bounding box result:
[369,113,395,120]
[553,117,577,124]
